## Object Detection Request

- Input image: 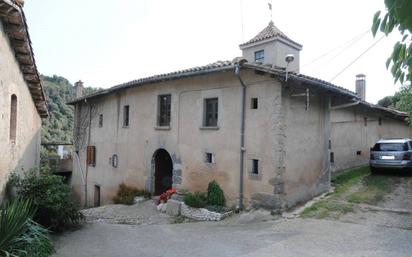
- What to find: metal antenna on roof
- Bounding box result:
[268,0,273,21]
[240,0,245,41]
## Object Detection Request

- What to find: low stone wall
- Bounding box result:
[181,203,232,221]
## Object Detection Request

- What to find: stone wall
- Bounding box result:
[0,21,42,201]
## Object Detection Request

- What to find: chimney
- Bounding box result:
[74,80,84,98]
[355,74,366,101]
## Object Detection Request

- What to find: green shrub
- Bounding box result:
[183,192,207,208]
[207,180,225,206]
[0,199,54,257]
[113,183,151,205]
[11,167,83,232]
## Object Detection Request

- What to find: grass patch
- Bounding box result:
[301,201,354,219]
[332,166,370,197]
[347,174,399,205]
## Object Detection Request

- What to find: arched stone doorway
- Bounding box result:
[153,149,173,195]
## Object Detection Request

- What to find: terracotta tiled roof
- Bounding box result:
[68,61,235,104]
[240,21,302,48]
[0,0,48,117]
[67,60,407,120]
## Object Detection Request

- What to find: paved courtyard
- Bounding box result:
[54,172,412,257]
[54,217,412,257]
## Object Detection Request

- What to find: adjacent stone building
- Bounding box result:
[0,0,48,201]
[69,21,411,210]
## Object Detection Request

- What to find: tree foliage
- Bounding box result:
[377,83,412,124]
[41,75,99,144]
[372,0,412,84]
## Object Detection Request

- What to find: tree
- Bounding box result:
[372,0,412,84]
[378,83,412,124]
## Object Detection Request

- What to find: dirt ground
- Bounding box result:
[301,168,412,230]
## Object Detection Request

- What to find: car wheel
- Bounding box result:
[370,167,377,174]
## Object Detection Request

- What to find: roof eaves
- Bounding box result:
[0,0,48,117]
[67,62,235,105]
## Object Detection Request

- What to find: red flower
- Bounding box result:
[158,188,177,204]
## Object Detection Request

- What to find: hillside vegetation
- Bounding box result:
[41,75,98,143]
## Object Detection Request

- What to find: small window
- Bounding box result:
[158,94,171,126]
[254,50,264,63]
[99,114,103,128]
[123,105,130,127]
[87,146,96,166]
[251,159,259,174]
[251,98,258,109]
[328,140,332,150]
[378,117,382,126]
[204,98,218,127]
[364,117,367,126]
[94,185,101,207]
[10,94,17,142]
[111,154,118,168]
[356,150,362,155]
[330,152,334,163]
[205,152,215,164]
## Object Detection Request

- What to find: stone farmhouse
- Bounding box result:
[69,21,411,210]
[0,0,48,201]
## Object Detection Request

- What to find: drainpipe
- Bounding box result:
[235,64,246,210]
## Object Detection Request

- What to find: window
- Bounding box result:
[10,94,17,142]
[364,117,367,126]
[251,159,259,174]
[111,154,118,168]
[356,150,362,155]
[254,50,264,63]
[157,94,171,126]
[87,146,96,166]
[123,105,130,127]
[204,98,218,127]
[330,152,334,163]
[378,117,382,126]
[205,152,215,164]
[99,114,103,128]
[94,185,101,207]
[251,98,258,109]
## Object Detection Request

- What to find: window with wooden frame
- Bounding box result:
[99,114,103,128]
[87,146,96,166]
[204,98,218,127]
[123,105,130,127]
[10,94,17,142]
[157,94,171,126]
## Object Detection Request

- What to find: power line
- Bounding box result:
[302,29,370,68]
[329,35,385,82]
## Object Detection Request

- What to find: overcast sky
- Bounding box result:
[24,0,401,103]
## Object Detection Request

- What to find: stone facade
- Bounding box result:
[69,22,411,211]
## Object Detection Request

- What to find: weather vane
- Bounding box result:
[268,0,273,21]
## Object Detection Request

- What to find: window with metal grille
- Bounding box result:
[157,94,171,126]
[205,152,215,164]
[99,114,103,128]
[87,146,96,166]
[10,94,17,142]
[251,159,259,174]
[204,98,218,127]
[254,50,264,63]
[123,105,130,127]
[378,117,382,126]
[251,98,258,109]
